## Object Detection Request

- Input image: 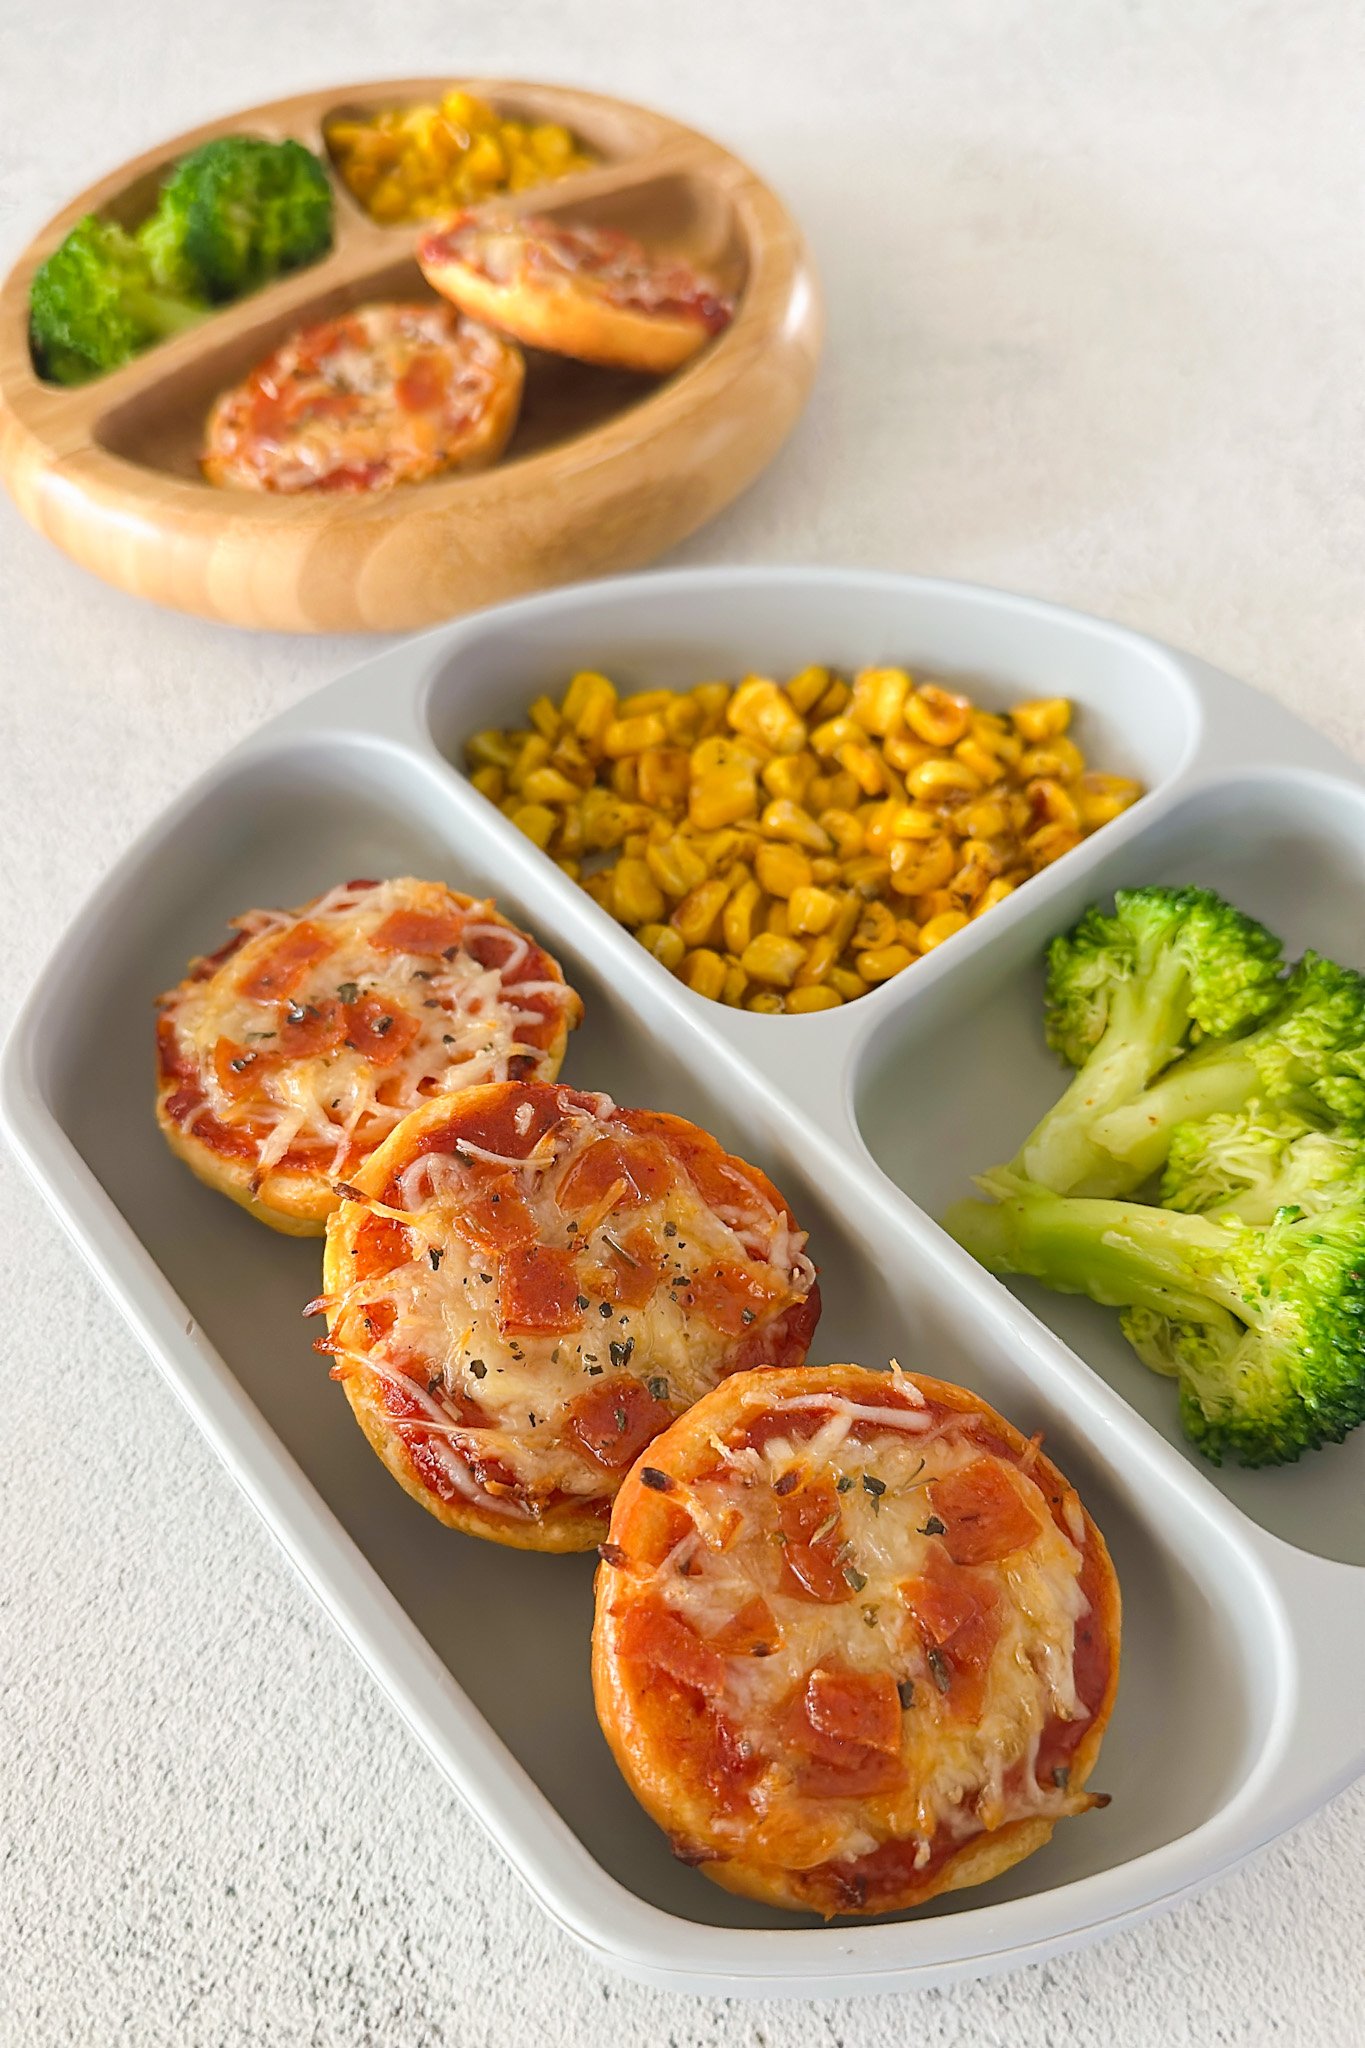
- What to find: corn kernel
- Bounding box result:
[765,902,791,937]
[755,842,813,898]
[786,984,844,1013]
[811,856,841,885]
[809,715,865,758]
[663,695,704,745]
[954,737,1005,785]
[680,948,727,1000]
[788,885,838,935]
[794,933,839,985]
[610,757,640,800]
[511,803,557,849]
[723,878,763,955]
[746,990,786,1014]
[762,754,817,805]
[1025,823,1083,868]
[836,741,888,797]
[555,857,580,881]
[564,671,618,744]
[829,966,870,1000]
[617,689,674,719]
[850,667,911,737]
[721,959,749,1006]
[818,807,864,858]
[904,684,972,747]
[906,758,982,801]
[1076,773,1142,828]
[671,878,730,948]
[637,747,691,811]
[612,856,666,927]
[507,735,551,789]
[759,799,833,853]
[1011,697,1071,742]
[603,713,668,758]
[973,878,1016,916]
[853,902,898,952]
[859,943,915,982]
[785,665,831,714]
[466,727,517,769]
[842,854,891,896]
[1024,778,1079,832]
[646,834,708,898]
[919,910,970,950]
[889,836,956,896]
[741,933,806,987]
[728,676,808,754]
[812,678,851,719]
[470,765,504,802]
[637,922,686,970]
[527,694,562,741]
[520,765,580,806]
[690,682,732,733]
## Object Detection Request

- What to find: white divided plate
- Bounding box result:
[4,567,1363,1998]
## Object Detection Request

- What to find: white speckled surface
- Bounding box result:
[3,3,1363,2040]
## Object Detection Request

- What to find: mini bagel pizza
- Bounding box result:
[417,211,735,376]
[592,1363,1120,1918]
[155,878,581,1235]
[311,1080,821,1551]
[201,303,524,492]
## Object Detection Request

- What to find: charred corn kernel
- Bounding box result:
[788,884,838,935]
[671,879,730,948]
[906,757,982,801]
[889,836,956,895]
[829,965,870,1000]
[859,943,915,982]
[1076,773,1142,828]
[836,741,888,797]
[603,713,668,758]
[612,857,666,926]
[785,665,832,714]
[895,916,922,949]
[728,676,808,754]
[974,878,1016,916]
[746,990,786,1014]
[915,886,959,923]
[691,682,733,733]
[954,736,1004,785]
[786,984,844,1013]
[1025,823,1083,867]
[741,933,806,986]
[721,959,749,1006]
[765,902,791,937]
[811,856,841,884]
[723,879,763,955]
[637,922,686,970]
[705,829,755,872]
[611,757,640,800]
[510,802,556,849]
[762,753,817,804]
[843,854,891,896]
[794,932,840,985]
[637,747,691,810]
[959,797,1010,839]
[556,857,581,881]
[853,901,898,952]
[680,948,727,1001]
[646,834,709,898]
[1012,697,1071,742]
[818,807,864,858]
[663,695,703,744]
[465,727,518,770]
[581,788,643,849]
[903,683,973,748]
[920,910,970,950]
[1024,778,1079,831]
[618,689,674,719]
[851,667,912,737]
[813,678,851,719]
[755,842,813,898]
[520,765,580,806]
[759,799,832,853]
[470,764,504,802]
[527,695,562,741]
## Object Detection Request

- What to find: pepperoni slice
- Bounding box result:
[777,1478,853,1604]
[351,1213,412,1281]
[902,1552,1002,1720]
[449,1174,539,1256]
[564,1374,673,1471]
[928,1457,1042,1566]
[240,922,333,1000]
[497,1244,580,1334]
[783,1667,906,1798]
[687,1260,785,1337]
[710,1596,780,1658]
[344,995,421,1066]
[556,1136,672,1222]
[212,1038,282,1101]
[278,999,346,1057]
[584,1225,659,1309]
[617,1602,727,1698]
[370,908,468,956]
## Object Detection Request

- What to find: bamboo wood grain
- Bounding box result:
[0,80,822,632]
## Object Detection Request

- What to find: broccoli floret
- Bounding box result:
[946,1182,1365,1466]
[159,137,334,301]
[29,214,203,383]
[1090,953,1365,1185]
[1161,1105,1365,1222]
[1005,887,1285,1197]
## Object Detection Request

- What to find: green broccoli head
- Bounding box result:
[1093,952,1365,1181]
[1044,886,1285,1069]
[170,137,334,300]
[29,213,203,383]
[946,1181,1365,1467]
[1013,886,1284,1196]
[1160,1104,1365,1222]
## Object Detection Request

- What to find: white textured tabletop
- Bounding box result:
[3,3,1363,2042]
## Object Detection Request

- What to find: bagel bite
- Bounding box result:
[418,211,734,376]
[593,1364,1120,1917]
[311,1081,821,1549]
[155,878,581,1234]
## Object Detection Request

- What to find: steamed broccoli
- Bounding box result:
[946,1180,1365,1466]
[1089,953,1365,1185]
[29,214,203,383]
[1160,1105,1365,1222]
[153,137,334,301]
[1004,887,1285,1198]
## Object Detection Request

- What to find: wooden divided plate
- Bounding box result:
[0,81,821,632]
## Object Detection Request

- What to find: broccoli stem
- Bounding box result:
[1091,1050,1260,1178]
[945,1186,1246,1339]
